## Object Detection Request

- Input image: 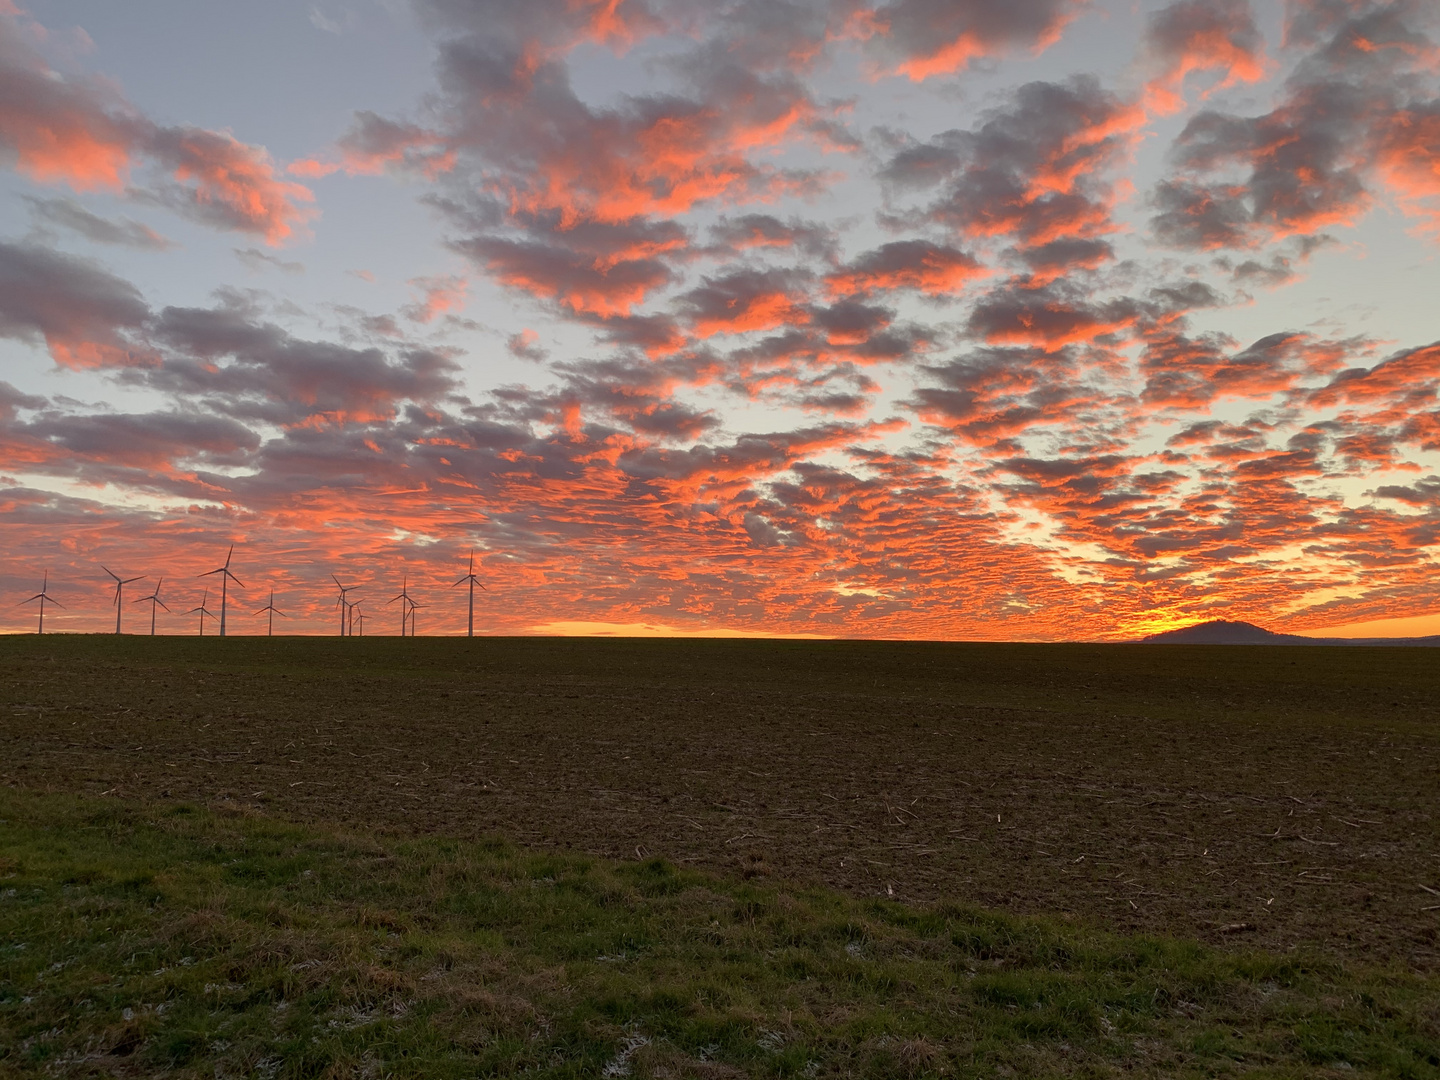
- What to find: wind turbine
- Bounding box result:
[332,575,358,636]
[101,566,144,634]
[389,575,416,636]
[20,571,63,634]
[254,588,287,637]
[199,545,243,637]
[186,587,216,636]
[352,601,366,636]
[344,596,362,636]
[452,549,488,638]
[132,577,171,635]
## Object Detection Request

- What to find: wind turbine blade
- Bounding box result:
[452,577,466,587]
[157,599,170,611]
[228,572,245,588]
[101,565,119,581]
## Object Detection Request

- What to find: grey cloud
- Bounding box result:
[0,380,47,421]
[881,77,1137,251]
[864,0,1081,76]
[22,410,260,466]
[23,196,174,250]
[235,248,305,274]
[141,304,460,425]
[708,214,839,261]
[0,241,150,365]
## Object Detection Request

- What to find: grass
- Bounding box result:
[2,788,1438,1079]
[3,635,1438,969]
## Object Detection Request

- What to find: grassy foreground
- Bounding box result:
[2,791,1437,1079]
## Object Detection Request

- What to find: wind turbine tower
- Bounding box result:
[21,571,63,634]
[255,588,287,636]
[199,545,243,637]
[452,549,487,638]
[133,577,171,635]
[102,566,144,634]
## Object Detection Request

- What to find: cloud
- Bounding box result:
[677,268,811,339]
[430,23,841,228]
[23,195,173,249]
[141,127,314,244]
[21,409,260,469]
[708,214,838,261]
[1374,101,1440,234]
[290,110,455,179]
[454,233,675,318]
[882,76,1144,253]
[140,301,461,427]
[825,240,985,299]
[966,279,1141,351]
[235,247,304,274]
[1141,330,1349,409]
[402,274,467,322]
[0,15,134,190]
[908,344,1106,448]
[1150,0,1440,249]
[854,0,1083,81]
[0,14,313,244]
[1142,0,1268,116]
[507,328,548,362]
[0,241,150,367]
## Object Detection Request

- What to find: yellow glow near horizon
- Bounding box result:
[524,621,829,639]
[1303,612,1440,639]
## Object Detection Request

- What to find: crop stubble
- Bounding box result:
[1,635,1436,970]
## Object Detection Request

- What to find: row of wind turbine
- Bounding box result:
[18,547,488,634]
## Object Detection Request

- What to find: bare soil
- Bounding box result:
[2,635,1436,971]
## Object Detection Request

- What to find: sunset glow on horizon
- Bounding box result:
[3,0,1440,639]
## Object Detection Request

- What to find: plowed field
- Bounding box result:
[3,635,1436,970]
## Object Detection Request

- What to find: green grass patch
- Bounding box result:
[1,789,1436,1079]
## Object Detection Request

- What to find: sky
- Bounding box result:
[2,0,1439,639]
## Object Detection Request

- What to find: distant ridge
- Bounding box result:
[1140,618,1440,646]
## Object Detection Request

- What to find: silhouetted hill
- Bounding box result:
[1140,619,1440,646]
[1142,620,1309,644]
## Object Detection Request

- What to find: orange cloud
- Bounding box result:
[0,16,312,244]
[1375,105,1440,234]
[855,0,1082,82]
[154,128,314,245]
[1143,0,1269,117]
[826,241,985,299]
[403,275,468,323]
